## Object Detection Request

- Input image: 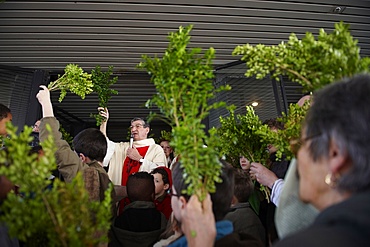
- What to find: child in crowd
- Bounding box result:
[224,168,266,245]
[0,103,12,140]
[36,86,115,205]
[0,103,19,247]
[110,172,167,247]
[151,167,173,220]
[0,103,13,200]
[239,155,251,170]
[154,213,182,247]
[169,161,263,247]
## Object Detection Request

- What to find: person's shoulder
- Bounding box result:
[86,161,112,183]
[150,141,166,151]
[215,232,264,247]
[273,225,359,247]
[116,140,129,147]
[147,138,159,146]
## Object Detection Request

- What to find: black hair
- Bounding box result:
[126,172,155,202]
[0,104,11,121]
[72,128,107,162]
[172,160,234,221]
[233,168,254,203]
[263,118,284,130]
[151,167,170,186]
[29,145,43,155]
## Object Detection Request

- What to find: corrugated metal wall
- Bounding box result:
[0,0,369,139]
[1,0,369,71]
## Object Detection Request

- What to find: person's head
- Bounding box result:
[171,160,234,222]
[159,212,182,240]
[263,118,284,154]
[0,104,12,137]
[151,167,172,199]
[232,168,254,204]
[160,140,173,158]
[126,172,155,202]
[239,155,251,170]
[296,74,370,210]
[32,120,41,133]
[29,145,44,157]
[72,128,107,163]
[130,117,150,141]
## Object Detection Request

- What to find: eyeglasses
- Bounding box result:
[169,191,181,198]
[290,132,322,157]
[161,146,171,150]
[129,124,144,129]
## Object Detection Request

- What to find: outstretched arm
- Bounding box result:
[37,86,83,183]
[98,107,109,137]
[98,107,117,167]
[37,85,54,118]
[181,194,216,247]
[250,162,278,189]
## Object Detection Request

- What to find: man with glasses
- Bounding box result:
[99,108,166,187]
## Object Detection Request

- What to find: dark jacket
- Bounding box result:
[274,190,370,247]
[109,201,167,247]
[224,202,265,245]
[215,232,264,247]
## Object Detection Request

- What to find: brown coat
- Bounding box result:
[39,117,115,204]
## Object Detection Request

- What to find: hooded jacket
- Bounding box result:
[109,201,167,247]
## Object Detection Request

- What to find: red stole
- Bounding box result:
[118,145,150,215]
[121,145,150,186]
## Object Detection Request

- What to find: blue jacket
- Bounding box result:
[168,220,233,247]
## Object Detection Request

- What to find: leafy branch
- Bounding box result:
[48,64,93,102]
[257,101,310,161]
[216,106,270,166]
[0,123,112,246]
[138,25,230,200]
[233,22,370,92]
[90,65,119,126]
[215,106,271,202]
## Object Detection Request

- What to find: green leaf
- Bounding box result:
[138,25,228,200]
[233,22,370,92]
[48,64,93,102]
[0,122,112,246]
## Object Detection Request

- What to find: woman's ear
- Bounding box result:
[328,139,349,174]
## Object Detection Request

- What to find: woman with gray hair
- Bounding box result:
[274,74,370,247]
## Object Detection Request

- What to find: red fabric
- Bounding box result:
[121,145,150,186]
[118,145,150,215]
[154,193,172,220]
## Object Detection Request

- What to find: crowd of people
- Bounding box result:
[1,74,370,246]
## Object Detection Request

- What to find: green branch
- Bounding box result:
[48,64,93,102]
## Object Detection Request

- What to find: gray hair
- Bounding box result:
[303,74,370,193]
[131,117,150,128]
